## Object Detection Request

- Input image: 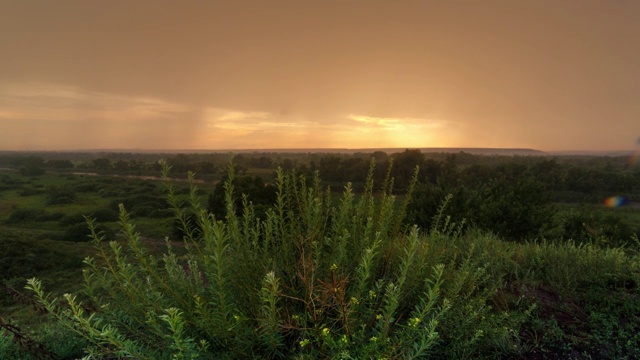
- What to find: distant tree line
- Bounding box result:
[3,150,639,244]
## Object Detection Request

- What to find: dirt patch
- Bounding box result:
[529,287,587,326]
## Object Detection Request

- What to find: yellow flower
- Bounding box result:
[299,339,310,347]
[408,317,421,328]
[322,327,330,336]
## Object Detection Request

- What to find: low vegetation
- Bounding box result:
[1,151,639,359]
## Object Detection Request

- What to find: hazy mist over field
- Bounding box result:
[1,1,639,151]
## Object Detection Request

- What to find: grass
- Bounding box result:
[0,227,93,359]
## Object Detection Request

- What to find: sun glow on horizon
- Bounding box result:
[196,110,459,149]
[343,114,455,148]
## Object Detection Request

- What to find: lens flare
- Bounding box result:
[604,195,626,208]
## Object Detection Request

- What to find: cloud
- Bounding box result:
[0,81,460,150]
[345,114,449,137]
[203,108,317,133]
[0,82,188,122]
[346,114,446,131]
[0,82,198,150]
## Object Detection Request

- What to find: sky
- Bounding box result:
[1,0,639,152]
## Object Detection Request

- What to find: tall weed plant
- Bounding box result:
[27,160,454,359]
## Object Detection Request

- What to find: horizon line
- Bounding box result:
[0,147,637,155]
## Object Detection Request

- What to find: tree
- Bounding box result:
[406,179,473,233]
[408,166,556,241]
[474,175,555,241]
[92,158,112,171]
[391,150,426,190]
[207,175,277,220]
[46,159,75,169]
[20,165,44,176]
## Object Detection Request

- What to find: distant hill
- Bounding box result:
[547,150,636,156]
[418,147,545,155]
[18,147,638,156]
[0,147,547,156]
[208,147,548,155]
[108,147,545,155]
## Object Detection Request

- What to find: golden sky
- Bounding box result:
[1,0,639,151]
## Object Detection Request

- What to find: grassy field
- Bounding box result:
[0,169,197,359]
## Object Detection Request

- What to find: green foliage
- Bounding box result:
[409,173,556,241]
[0,328,45,360]
[560,205,637,247]
[109,193,169,219]
[60,222,114,243]
[0,322,87,360]
[474,175,555,241]
[45,159,74,169]
[17,186,43,197]
[27,160,460,359]
[207,173,276,220]
[45,185,76,205]
[0,232,87,281]
[6,208,48,223]
[584,289,640,359]
[19,166,45,177]
[4,152,639,359]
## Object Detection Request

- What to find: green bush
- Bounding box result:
[0,322,87,360]
[6,208,46,223]
[19,165,44,177]
[207,174,277,220]
[408,174,555,242]
[560,206,637,247]
[0,233,87,280]
[36,322,88,359]
[1,176,25,186]
[45,185,76,205]
[0,329,33,360]
[148,208,174,219]
[75,182,99,192]
[130,182,159,195]
[98,188,124,198]
[28,161,458,359]
[132,205,155,217]
[108,193,167,215]
[60,222,114,243]
[58,213,85,226]
[91,208,120,222]
[17,187,42,197]
[64,207,126,226]
[35,211,65,222]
